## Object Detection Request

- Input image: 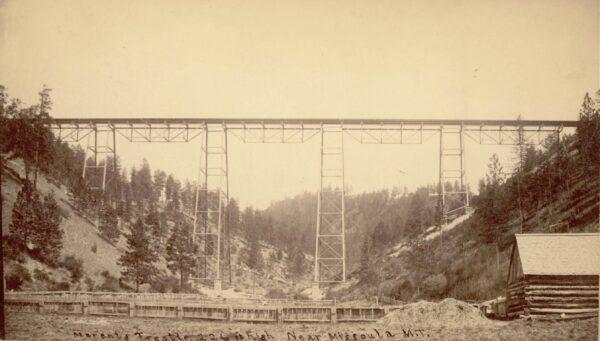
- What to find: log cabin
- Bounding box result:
[506,233,600,319]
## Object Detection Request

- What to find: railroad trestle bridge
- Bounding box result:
[49,117,577,287]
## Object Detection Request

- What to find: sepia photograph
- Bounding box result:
[0,0,599,340]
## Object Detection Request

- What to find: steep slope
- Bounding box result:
[334,154,599,303]
[3,159,308,296]
[2,160,124,288]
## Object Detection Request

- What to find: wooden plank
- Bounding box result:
[507,291,525,297]
[529,307,599,314]
[526,296,598,303]
[507,311,523,319]
[508,281,526,289]
[528,302,598,309]
[525,285,599,290]
[525,278,599,286]
[525,290,598,296]
[508,305,526,313]
[527,312,599,321]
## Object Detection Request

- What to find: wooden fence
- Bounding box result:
[5,292,395,324]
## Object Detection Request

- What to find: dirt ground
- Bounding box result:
[5,312,598,341]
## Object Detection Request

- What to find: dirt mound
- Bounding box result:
[379,298,492,328]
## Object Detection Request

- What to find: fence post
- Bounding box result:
[38,301,46,314]
[129,302,135,317]
[228,307,234,322]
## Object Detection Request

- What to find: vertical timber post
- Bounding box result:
[192,125,207,282]
[341,125,346,282]
[459,123,469,211]
[112,125,117,187]
[203,126,209,280]
[314,125,323,283]
[216,173,222,289]
[101,129,108,191]
[82,130,88,179]
[438,125,446,229]
[224,125,232,287]
[192,130,202,244]
[93,125,98,167]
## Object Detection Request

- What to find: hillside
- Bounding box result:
[1,87,598,302]
[2,159,307,296]
[242,125,599,304]
[2,159,124,290]
[326,145,599,303]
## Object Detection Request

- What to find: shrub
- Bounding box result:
[3,237,25,263]
[84,277,96,291]
[391,280,413,302]
[61,254,84,283]
[91,243,97,253]
[99,272,120,292]
[265,288,286,299]
[292,293,309,300]
[150,276,179,293]
[33,268,51,283]
[6,264,32,290]
[50,281,70,291]
[422,273,447,298]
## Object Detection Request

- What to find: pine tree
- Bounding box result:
[9,182,64,265]
[370,221,388,248]
[245,237,263,271]
[512,115,529,233]
[34,86,54,173]
[286,247,305,277]
[135,159,154,211]
[122,170,133,221]
[165,177,181,221]
[576,92,600,229]
[165,174,176,202]
[241,207,255,239]
[359,233,374,283]
[9,181,40,252]
[406,238,433,297]
[4,107,37,182]
[118,219,158,292]
[152,170,167,204]
[479,154,508,271]
[225,198,241,233]
[165,221,197,290]
[99,202,120,244]
[32,192,64,264]
[145,210,165,252]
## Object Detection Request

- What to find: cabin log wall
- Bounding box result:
[507,275,599,319]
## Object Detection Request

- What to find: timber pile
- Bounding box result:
[507,275,599,319]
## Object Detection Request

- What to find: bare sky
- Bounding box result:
[1,0,598,208]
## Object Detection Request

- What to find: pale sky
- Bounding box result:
[1,0,598,208]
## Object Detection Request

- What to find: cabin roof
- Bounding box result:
[514,233,600,276]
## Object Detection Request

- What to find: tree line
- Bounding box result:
[0,85,309,292]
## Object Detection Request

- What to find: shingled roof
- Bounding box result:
[514,233,600,276]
